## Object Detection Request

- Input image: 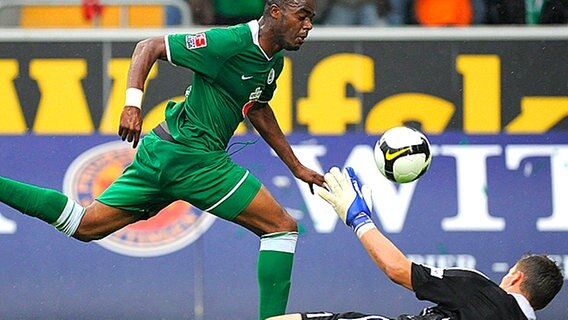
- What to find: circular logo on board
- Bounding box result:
[63,140,216,257]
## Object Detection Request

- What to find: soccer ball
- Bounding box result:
[374,126,432,183]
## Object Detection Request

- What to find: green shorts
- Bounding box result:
[97,132,262,221]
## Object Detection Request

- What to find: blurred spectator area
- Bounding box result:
[0,0,193,27]
[0,0,565,28]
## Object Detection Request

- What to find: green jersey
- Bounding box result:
[165,20,284,151]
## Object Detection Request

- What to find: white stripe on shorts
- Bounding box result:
[204,170,249,212]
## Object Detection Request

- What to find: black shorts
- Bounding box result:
[298,311,449,320]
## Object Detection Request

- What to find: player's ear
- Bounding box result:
[510,269,525,286]
[268,3,282,19]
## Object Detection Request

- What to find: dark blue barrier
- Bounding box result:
[0,133,566,318]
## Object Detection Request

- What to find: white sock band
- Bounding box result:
[259,231,298,254]
[125,87,143,109]
[51,198,85,237]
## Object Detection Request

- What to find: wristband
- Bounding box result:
[125,88,143,109]
[355,221,376,238]
[350,211,375,237]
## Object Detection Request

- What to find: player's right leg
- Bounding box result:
[0,133,170,240]
[0,175,85,237]
[73,201,146,242]
[0,176,146,240]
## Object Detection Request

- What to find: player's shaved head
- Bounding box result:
[264,0,312,14]
[259,0,315,55]
[266,0,301,8]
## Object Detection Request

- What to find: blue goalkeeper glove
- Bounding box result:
[318,167,375,237]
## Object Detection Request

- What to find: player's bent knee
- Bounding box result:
[70,212,108,242]
[73,233,105,242]
[72,226,110,242]
[280,214,298,232]
[265,209,297,234]
[72,203,142,242]
[73,216,124,242]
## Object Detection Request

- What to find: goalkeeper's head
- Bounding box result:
[500,254,564,310]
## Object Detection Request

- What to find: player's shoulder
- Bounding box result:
[273,50,285,61]
[206,21,254,49]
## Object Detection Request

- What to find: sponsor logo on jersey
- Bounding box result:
[249,87,263,100]
[185,33,207,50]
[63,141,215,257]
[267,68,275,85]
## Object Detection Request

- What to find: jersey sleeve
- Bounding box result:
[258,53,284,103]
[412,263,478,309]
[166,27,241,80]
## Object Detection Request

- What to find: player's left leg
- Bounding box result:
[233,185,298,320]
[167,146,298,320]
[179,172,297,320]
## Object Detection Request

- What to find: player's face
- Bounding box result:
[276,0,315,51]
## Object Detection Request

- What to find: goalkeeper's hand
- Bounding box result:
[318,167,376,237]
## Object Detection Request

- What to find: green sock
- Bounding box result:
[257,232,298,320]
[0,176,68,224]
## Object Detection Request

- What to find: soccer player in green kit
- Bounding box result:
[0,0,323,319]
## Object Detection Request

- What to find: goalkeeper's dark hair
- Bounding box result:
[516,254,564,310]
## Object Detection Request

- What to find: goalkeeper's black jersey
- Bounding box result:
[299,263,534,320]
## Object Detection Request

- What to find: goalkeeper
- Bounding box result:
[269,167,564,320]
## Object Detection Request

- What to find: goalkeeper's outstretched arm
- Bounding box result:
[358,224,412,290]
[318,167,413,291]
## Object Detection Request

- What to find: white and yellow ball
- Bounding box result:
[374,126,432,183]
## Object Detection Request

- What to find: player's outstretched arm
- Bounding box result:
[318,167,413,291]
[247,101,325,193]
